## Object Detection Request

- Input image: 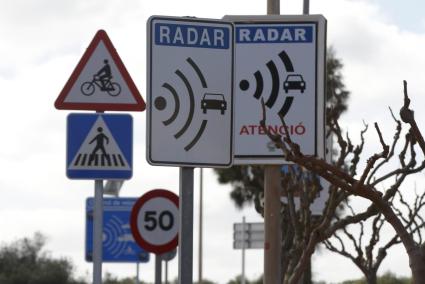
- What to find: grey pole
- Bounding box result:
[267,0,280,14]
[178,167,194,284]
[136,262,140,284]
[303,0,310,14]
[155,255,162,284]
[165,260,169,284]
[264,1,282,283]
[93,180,104,284]
[264,166,282,284]
[198,168,203,284]
[241,216,246,284]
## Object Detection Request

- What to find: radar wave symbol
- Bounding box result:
[154,57,209,152]
[103,215,128,258]
[239,50,295,117]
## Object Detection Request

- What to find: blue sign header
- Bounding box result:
[155,23,230,49]
[236,26,313,43]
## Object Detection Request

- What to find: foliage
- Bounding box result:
[102,272,150,284]
[226,274,263,284]
[195,279,218,284]
[170,277,217,284]
[325,47,350,126]
[341,272,411,284]
[0,232,84,284]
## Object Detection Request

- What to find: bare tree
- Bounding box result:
[324,187,425,284]
[260,81,425,284]
[214,48,351,283]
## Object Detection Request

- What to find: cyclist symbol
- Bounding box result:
[81,59,122,97]
[88,127,111,164]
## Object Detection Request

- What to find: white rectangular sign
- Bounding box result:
[233,240,264,249]
[224,15,326,164]
[233,231,264,242]
[233,222,264,232]
[147,16,234,167]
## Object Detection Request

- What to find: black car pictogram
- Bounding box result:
[283,74,306,93]
[201,93,227,115]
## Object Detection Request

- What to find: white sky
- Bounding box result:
[1,0,425,283]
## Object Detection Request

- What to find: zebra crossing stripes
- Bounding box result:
[74,153,125,167]
[67,113,132,179]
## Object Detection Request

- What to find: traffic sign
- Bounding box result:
[147,16,234,167]
[130,189,179,254]
[86,197,150,262]
[55,30,145,112]
[233,222,264,249]
[66,113,132,179]
[224,15,326,164]
[280,165,329,215]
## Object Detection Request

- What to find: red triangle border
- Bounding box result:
[55,30,146,112]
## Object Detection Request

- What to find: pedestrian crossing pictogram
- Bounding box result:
[73,153,126,167]
[67,113,133,180]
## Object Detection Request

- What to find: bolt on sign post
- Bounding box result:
[224,8,327,284]
[146,16,234,284]
[130,189,179,284]
[55,30,145,284]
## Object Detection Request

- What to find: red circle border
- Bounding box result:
[130,189,179,255]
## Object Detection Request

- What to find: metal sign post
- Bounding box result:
[155,255,162,284]
[179,167,194,284]
[264,166,281,284]
[266,2,281,283]
[225,0,326,280]
[241,216,246,284]
[303,0,310,14]
[198,168,204,284]
[233,219,266,282]
[56,30,142,284]
[93,180,103,284]
[161,249,177,284]
[146,16,235,284]
[165,259,169,284]
[136,262,140,284]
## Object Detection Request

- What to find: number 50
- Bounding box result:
[144,210,174,231]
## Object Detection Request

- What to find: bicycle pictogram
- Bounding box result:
[80,59,122,97]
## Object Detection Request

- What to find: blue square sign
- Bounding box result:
[86,198,149,263]
[67,113,132,179]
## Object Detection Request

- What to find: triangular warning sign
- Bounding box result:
[69,116,131,170]
[55,30,145,112]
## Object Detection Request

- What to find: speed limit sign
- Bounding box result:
[130,189,179,254]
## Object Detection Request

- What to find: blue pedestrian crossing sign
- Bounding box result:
[67,113,132,179]
[86,197,150,263]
